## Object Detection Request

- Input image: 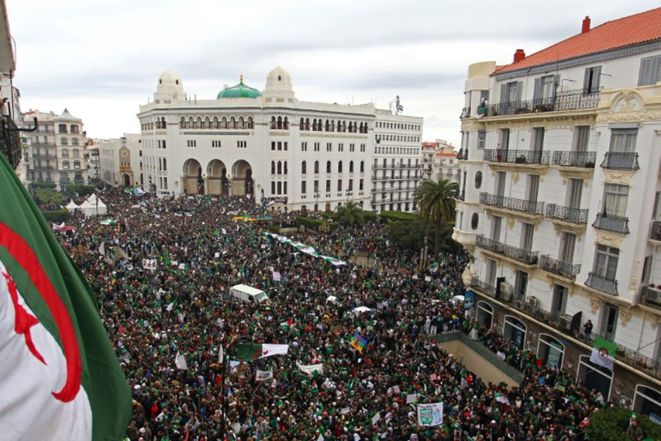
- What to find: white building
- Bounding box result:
[85,140,100,180]
[421,140,460,184]
[97,134,140,187]
[455,9,661,411]
[22,109,88,189]
[137,67,422,212]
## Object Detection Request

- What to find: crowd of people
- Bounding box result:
[55,190,631,440]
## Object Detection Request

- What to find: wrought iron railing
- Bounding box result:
[593,213,630,234]
[586,272,618,295]
[600,152,639,170]
[651,221,661,241]
[475,234,539,265]
[484,149,550,165]
[480,192,545,215]
[546,204,589,224]
[552,151,597,168]
[540,255,581,279]
[470,276,496,297]
[1,116,22,169]
[484,89,600,117]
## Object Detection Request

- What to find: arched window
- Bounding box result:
[230,117,237,129]
[338,161,343,173]
[277,116,283,130]
[503,316,526,350]
[221,116,228,128]
[284,161,288,174]
[180,117,185,129]
[239,116,245,129]
[271,161,276,174]
[301,161,307,174]
[476,301,493,329]
[633,385,661,417]
[325,120,330,131]
[212,116,219,129]
[330,120,335,132]
[349,161,354,173]
[188,117,194,128]
[284,117,289,130]
[247,117,254,129]
[577,354,613,400]
[195,117,202,128]
[299,117,305,130]
[277,161,282,175]
[326,161,331,173]
[360,161,365,173]
[305,118,310,130]
[314,161,319,174]
[271,116,276,129]
[537,334,565,369]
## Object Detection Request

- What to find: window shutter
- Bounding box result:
[592,66,601,91]
[533,78,542,102]
[638,55,661,86]
[553,75,560,97]
[583,68,591,93]
[500,83,508,103]
[515,81,523,102]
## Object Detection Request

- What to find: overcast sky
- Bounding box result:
[6,0,660,146]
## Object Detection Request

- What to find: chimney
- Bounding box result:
[582,16,591,33]
[513,49,526,63]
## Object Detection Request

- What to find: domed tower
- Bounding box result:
[263,66,295,102]
[154,70,185,102]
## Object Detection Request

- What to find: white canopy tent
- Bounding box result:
[79,194,107,217]
[65,200,79,213]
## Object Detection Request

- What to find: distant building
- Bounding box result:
[21,109,88,189]
[98,134,140,187]
[137,67,423,212]
[421,140,459,184]
[85,139,100,180]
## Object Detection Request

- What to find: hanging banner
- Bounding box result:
[297,362,324,376]
[255,369,273,381]
[417,402,443,427]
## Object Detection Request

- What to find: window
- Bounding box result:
[551,285,568,317]
[301,181,306,194]
[349,143,355,152]
[314,142,320,152]
[573,126,590,152]
[61,149,69,158]
[521,222,534,251]
[337,179,342,191]
[70,125,79,134]
[301,161,307,174]
[559,232,576,264]
[301,142,307,151]
[326,161,331,173]
[537,334,564,369]
[638,55,661,86]
[326,142,332,152]
[477,130,486,149]
[237,140,247,148]
[325,180,330,192]
[534,75,557,102]
[314,161,319,174]
[271,141,276,151]
[474,171,482,189]
[73,161,81,169]
[593,244,619,280]
[471,213,479,230]
[187,140,197,148]
[60,137,68,145]
[360,161,365,173]
[62,160,70,169]
[531,127,544,152]
[583,66,602,94]
[338,161,343,173]
[212,140,222,148]
[602,183,629,217]
[58,124,67,134]
[360,143,366,152]
[338,143,344,152]
[359,179,363,191]
[609,128,637,153]
[71,138,79,146]
[277,182,282,195]
[503,315,526,350]
[514,270,528,299]
[501,81,522,104]
[277,141,282,151]
[600,304,618,342]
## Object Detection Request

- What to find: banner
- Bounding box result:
[260,344,289,359]
[590,335,617,371]
[297,362,324,376]
[175,351,188,370]
[255,369,273,382]
[142,259,157,271]
[417,402,444,427]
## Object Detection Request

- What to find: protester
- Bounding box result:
[54,190,617,441]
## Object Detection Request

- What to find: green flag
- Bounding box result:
[0,153,131,439]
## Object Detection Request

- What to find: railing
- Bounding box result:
[593,213,630,234]
[475,235,539,265]
[470,276,496,297]
[651,221,661,241]
[585,272,618,295]
[552,151,597,168]
[540,255,581,279]
[372,164,419,170]
[484,89,600,117]
[641,286,661,308]
[545,204,589,224]
[600,152,639,170]
[1,116,22,169]
[480,192,545,215]
[483,149,550,165]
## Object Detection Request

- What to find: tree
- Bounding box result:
[414,178,459,267]
[587,407,661,441]
[336,200,365,226]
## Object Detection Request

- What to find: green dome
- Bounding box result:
[217,77,262,99]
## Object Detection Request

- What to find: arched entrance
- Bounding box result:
[183,158,203,194]
[122,174,131,187]
[231,160,253,197]
[207,159,228,196]
[503,315,526,350]
[537,333,565,369]
[476,301,494,330]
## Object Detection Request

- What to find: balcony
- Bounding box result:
[480,192,545,215]
[540,255,581,279]
[470,276,496,297]
[483,89,600,117]
[475,234,539,265]
[546,204,589,224]
[585,272,618,295]
[592,212,630,234]
[641,286,661,308]
[483,149,549,165]
[600,152,639,170]
[651,221,661,242]
[552,151,597,168]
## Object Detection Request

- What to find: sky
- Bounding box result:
[6,0,660,146]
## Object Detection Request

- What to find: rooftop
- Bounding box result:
[496,7,661,74]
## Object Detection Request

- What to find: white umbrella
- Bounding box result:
[351,306,373,314]
[326,296,338,303]
[451,295,465,304]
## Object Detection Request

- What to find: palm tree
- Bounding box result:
[336,200,365,226]
[414,177,459,268]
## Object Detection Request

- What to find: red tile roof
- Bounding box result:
[496,7,661,74]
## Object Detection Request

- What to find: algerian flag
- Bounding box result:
[0,152,130,439]
[234,342,289,361]
[175,351,188,370]
[590,335,617,371]
[297,362,324,376]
